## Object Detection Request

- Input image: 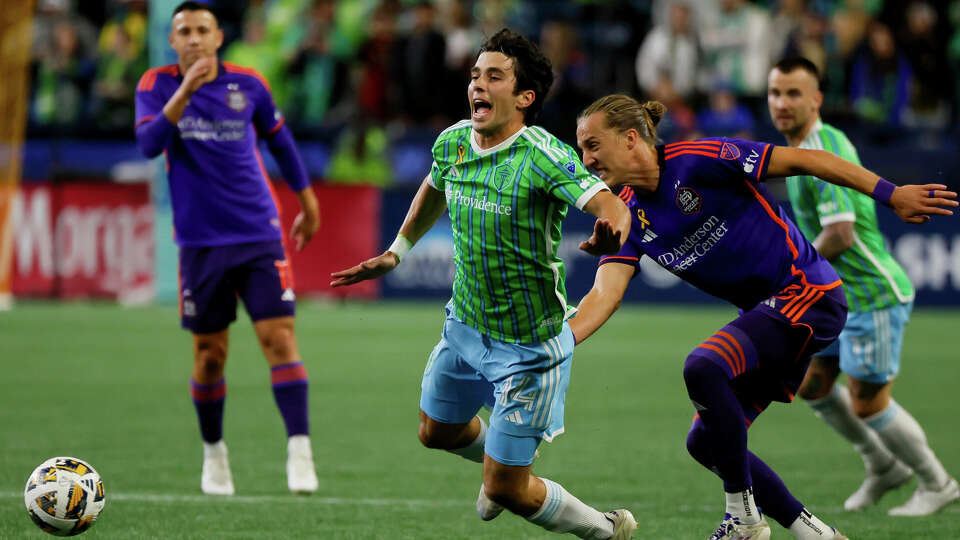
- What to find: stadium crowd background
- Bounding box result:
[26,0,960,189]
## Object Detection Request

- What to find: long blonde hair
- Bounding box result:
[578,94,666,145]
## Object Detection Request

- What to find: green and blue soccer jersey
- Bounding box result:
[428,121,609,343]
[785,120,914,312]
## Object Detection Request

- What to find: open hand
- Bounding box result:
[330,252,398,287]
[579,218,623,256]
[891,184,958,224]
[290,210,320,251]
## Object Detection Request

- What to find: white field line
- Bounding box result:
[6,491,957,515]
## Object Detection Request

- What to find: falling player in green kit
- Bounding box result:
[331,28,637,540]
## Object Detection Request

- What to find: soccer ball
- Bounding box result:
[24,457,105,536]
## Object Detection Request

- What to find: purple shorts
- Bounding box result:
[178,241,295,334]
[694,281,847,410]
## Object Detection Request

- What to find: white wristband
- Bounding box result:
[388,235,412,262]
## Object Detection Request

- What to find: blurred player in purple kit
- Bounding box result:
[569,94,956,540]
[134,2,320,495]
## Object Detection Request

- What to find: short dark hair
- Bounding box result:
[479,28,554,124]
[773,57,820,88]
[173,1,217,22]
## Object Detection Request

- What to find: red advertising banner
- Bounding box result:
[13,182,154,301]
[274,183,380,299]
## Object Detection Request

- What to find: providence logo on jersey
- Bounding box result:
[445,188,513,215]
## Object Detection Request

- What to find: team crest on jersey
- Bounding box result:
[676,187,702,215]
[492,163,516,192]
[227,90,247,111]
[564,161,577,174]
[719,142,741,160]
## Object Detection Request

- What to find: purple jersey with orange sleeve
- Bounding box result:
[134,62,289,247]
[600,137,841,310]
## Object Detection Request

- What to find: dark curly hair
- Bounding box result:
[479,28,554,124]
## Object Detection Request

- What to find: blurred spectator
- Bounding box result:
[30,18,96,130]
[636,1,699,100]
[898,1,952,129]
[224,17,291,108]
[91,25,147,133]
[538,20,592,144]
[287,0,349,130]
[325,114,393,187]
[698,0,772,96]
[697,81,755,138]
[850,22,914,126]
[443,1,480,76]
[31,0,97,64]
[769,0,806,61]
[393,1,450,126]
[649,78,699,142]
[97,0,147,63]
[354,2,400,122]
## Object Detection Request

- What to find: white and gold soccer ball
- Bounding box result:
[24,457,105,536]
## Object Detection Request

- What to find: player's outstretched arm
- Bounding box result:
[580,191,631,255]
[767,146,958,223]
[569,262,633,345]
[330,175,447,287]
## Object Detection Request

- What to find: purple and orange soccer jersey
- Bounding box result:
[134,62,302,247]
[600,137,841,310]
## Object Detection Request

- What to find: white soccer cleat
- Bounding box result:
[828,528,850,540]
[888,476,960,516]
[707,513,771,540]
[201,440,235,495]
[844,460,913,510]
[476,483,504,521]
[605,509,638,540]
[286,434,319,494]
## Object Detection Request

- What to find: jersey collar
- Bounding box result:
[800,118,824,147]
[470,125,527,157]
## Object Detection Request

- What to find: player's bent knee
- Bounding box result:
[683,353,726,390]
[259,326,296,361]
[417,420,454,450]
[685,422,712,466]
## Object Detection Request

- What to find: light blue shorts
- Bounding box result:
[419,310,574,466]
[817,302,912,384]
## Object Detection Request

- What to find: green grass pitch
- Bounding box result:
[2,301,958,539]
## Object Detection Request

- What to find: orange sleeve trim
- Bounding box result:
[756,144,771,179]
[599,256,640,263]
[665,150,720,160]
[267,117,285,135]
[665,140,722,148]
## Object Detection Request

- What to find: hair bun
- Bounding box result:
[642,101,667,127]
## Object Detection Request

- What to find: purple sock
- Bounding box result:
[191,378,226,443]
[271,362,309,436]
[748,451,804,527]
[683,354,751,492]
